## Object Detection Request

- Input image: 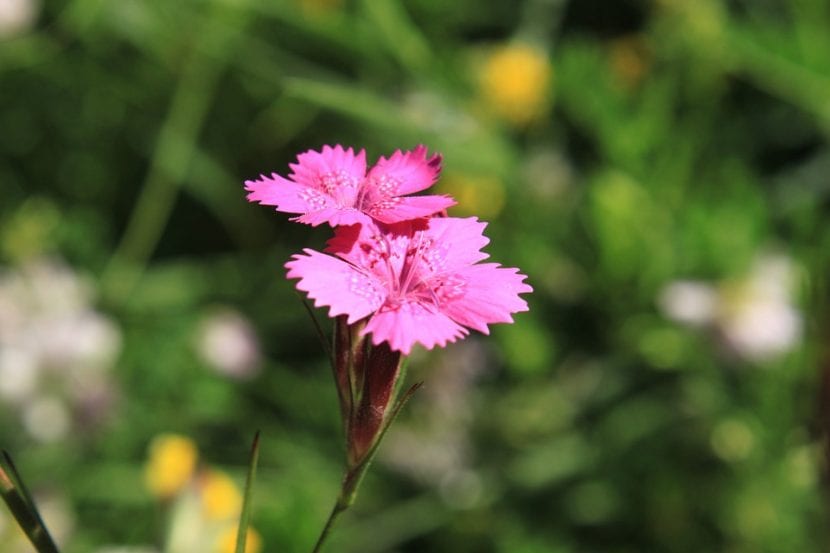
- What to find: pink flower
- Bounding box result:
[245,144,456,227]
[285,217,532,355]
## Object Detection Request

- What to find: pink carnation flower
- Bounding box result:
[245,144,456,227]
[285,217,532,355]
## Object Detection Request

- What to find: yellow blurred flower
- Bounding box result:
[200,469,242,520]
[144,434,198,499]
[216,526,263,553]
[439,173,505,219]
[478,43,552,126]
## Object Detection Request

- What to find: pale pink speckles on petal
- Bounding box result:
[418,217,491,273]
[294,207,371,227]
[363,302,468,355]
[244,175,335,214]
[286,249,386,324]
[439,263,533,334]
[368,194,456,224]
[289,145,366,202]
[364,145,443,197]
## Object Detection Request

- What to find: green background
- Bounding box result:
[2,0,830,551]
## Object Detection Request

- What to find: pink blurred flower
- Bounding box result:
[197,308,261,380]
[285,217,532,354]
[245,144,455,227]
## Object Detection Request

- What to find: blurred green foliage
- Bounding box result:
[2,0,830,552]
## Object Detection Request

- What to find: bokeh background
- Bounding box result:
[2,0,830,551]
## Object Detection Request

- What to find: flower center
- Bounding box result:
[319,170,360,207]
[355,227,467,309]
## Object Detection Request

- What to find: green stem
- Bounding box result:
[309,461,368,553]
[310,500,347,553]
[309,381,422,553]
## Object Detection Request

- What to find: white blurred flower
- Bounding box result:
[37,310,122,371]
[659,253,802,362]
[157,464,263,553]
[196,309,260,379]
[0,346,39,402]
[658,280,717,327]
[718,254,802,361]
[23,395,71,443]
[0,257,122,440]
[0,0,39,39]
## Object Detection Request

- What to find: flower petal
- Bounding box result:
[439,263,532,333]
[294,207,372,227]
[367,194,456,224]
[245,174,335,214]
[363,145,442,200]
[289,145,366,206]
[285,250,386,324]
[363,301,468,355]
[419,217,491,275]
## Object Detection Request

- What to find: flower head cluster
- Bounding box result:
[246,145,531,355]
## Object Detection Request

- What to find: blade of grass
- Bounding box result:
[0,453,61,553]
[3,451,48,533]
[359,0,432,75]
[282,76,413,132]
[3,452,34,500]
[101,0,250,304]
[235,431,261,553]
